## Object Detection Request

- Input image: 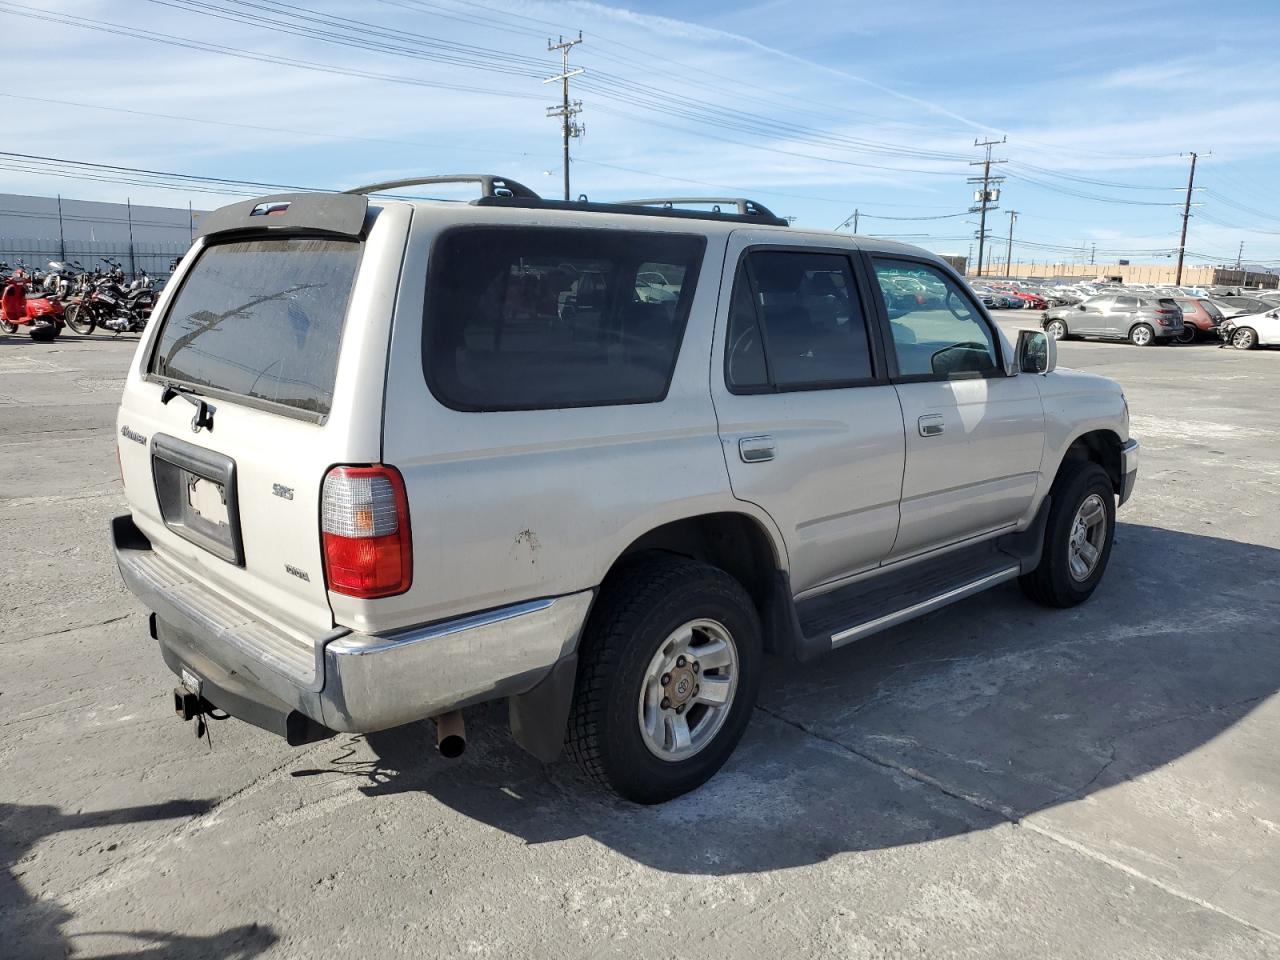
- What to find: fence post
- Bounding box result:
[127,198,136,278]
[56,194,66,261]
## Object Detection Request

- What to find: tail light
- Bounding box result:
[321,465,412,599]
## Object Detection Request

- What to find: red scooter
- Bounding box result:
[0,266,65,341]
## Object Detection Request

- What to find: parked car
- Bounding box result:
[1172,297,1225,343]
[1212,295,1274,320]
[1011,291,1048,310]
[1219,307,1280,350]
[1043,294,1184,346]
[111,179,1138,803]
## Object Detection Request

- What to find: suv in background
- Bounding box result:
[112,177,1138,803]
[1042,293,1183,346]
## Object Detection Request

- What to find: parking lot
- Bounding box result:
[2,317,1279,959]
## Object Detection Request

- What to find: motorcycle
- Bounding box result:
[0,263,66,341]
[65,270,153,335]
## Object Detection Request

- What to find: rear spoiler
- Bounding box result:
[197,192,368,240]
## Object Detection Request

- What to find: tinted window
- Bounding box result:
[423,228,704,410]
[870,259,998,378]
[1200,300,1224,318]
[150,238,360,417]
[726,250,874,391]
[1115,296,1139,308]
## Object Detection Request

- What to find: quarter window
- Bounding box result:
[725,250,874,391]
[423,227,705,411]
[870,259,999,378]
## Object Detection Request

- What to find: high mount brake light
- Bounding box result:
[321,465,412,599]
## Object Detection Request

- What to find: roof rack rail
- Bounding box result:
[344,174,541,199]
[618,196,787,226]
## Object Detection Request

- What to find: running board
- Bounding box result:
[829,566,1019,648]
[793,535,1034,660]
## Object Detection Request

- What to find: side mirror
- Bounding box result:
[1077,303,1086,310]
[1017,329,1055,375]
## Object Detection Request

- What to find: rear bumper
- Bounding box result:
[112,514,593,737]
[1119,438,1139,506]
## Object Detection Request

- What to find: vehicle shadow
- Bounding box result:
[341,522,1279,875]
[1,799,278,960]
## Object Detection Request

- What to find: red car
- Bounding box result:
[1172,297,1224,343]
[1012,291,1049,310]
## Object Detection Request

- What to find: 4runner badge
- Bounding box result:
[120,425,147,445]
[272,483,294,501]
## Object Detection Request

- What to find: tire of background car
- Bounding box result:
[1232,326,1257,350]
[1019,460,1116,609]
[1174,325,1197,345]
[1045,318,1068,341]
[65,304,95,335]
[565,553,763,804]
[0,318,16,334]
[1129,323,1154,347]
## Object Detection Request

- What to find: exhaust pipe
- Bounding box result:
[434,711,466,758]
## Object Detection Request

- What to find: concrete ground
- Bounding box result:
[2,316,1278,959]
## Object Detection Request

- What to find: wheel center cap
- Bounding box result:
[666,666,696,706]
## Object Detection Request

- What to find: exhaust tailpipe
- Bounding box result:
[434,711,466,758]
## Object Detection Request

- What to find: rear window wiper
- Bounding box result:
[160,382,216,433]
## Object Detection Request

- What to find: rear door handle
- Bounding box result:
[918,415,945,437]
[739,436,775,463]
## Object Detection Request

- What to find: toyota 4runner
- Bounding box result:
[112,175,1138,803]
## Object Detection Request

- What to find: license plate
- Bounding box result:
[180,667,203,696]
[187,476,229,527]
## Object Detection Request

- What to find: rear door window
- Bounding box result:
[725,250,875,391]
[423,227,704,410]
[149,237,360,418]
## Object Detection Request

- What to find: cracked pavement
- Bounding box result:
[2,319,1279,959]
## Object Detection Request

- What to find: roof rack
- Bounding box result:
[618,196,786,225]
[344,174,540,199]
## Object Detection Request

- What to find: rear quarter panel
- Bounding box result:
[363,209,784,635]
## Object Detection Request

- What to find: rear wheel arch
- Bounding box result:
[616,512,793,647]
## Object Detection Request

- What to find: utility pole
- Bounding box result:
[545,32,584,202]
[1235,241,1244,270]
[1090,243,1096,266]
[968,137,1006,278]
[836,209,861,233]
[1005,210,1017,277]
[1175,151,1200,286]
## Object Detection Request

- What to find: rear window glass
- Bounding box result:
[423,227,705,411]
[149,238,360,417]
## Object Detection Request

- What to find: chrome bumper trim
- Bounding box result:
[113,514,594,735]
[1119,438,1139,506]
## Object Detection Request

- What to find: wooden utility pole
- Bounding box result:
[969,137,1006,278]
[1005,210,1017,277]
[1175,151,1199,285]
[545,33,584,202]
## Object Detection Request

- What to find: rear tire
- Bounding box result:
[1020,461,1116,609]
[1174,325,1196,345]
[1129,323,1154,347]
[566,554,762,804]
[28,324,58,342]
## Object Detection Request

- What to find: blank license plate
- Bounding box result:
[187,476,229,527]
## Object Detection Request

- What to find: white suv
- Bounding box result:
[112,175,1138,803]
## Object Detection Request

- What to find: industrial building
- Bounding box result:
[0,193,201,278]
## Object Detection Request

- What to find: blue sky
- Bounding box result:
[5,0,1280,266]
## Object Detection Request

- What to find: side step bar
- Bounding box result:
[829,566,1019,648]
